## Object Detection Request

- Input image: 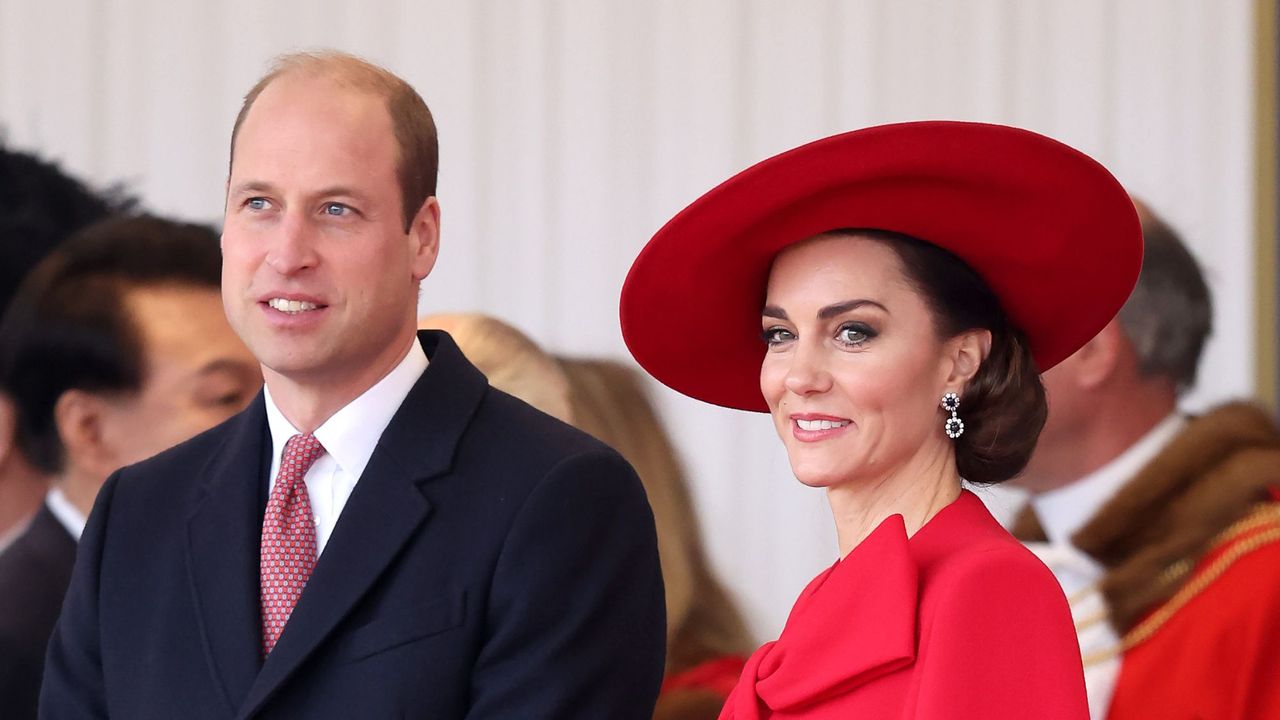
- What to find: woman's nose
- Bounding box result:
[783,341,832,396]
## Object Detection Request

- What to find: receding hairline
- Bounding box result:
[230,51,410,164]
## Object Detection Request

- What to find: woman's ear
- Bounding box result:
[944,328,992,390]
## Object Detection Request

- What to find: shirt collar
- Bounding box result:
[1031,412,1186,545]
[264,337,429,480]
[46,486,87,541]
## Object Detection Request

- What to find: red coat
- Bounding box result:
[1106,502,1280,719]
[720,491,1088,719]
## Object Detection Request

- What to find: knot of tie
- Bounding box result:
[282,433,326,476]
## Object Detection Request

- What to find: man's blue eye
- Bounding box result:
[324,203,347,216]
[247,198,268,210]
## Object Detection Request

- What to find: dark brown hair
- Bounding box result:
[845,229,1047,485]
[228,51,438,233]
[0,215,223,473]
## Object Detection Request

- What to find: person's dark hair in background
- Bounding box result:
[0,144,133,315]
[0,142,132,551]
[0,215,227,473]
[1113,206,1212,392]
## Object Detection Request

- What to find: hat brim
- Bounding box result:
[620,121,1142,412]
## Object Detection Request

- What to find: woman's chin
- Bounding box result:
[790,464,856,489]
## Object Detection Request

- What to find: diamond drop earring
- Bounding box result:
[941,392,964,439]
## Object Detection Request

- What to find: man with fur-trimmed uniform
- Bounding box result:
[1010,201,1280,719]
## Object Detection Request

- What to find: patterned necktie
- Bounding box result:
[260,433,325,656]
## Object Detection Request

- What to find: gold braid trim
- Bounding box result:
[1081,503,1280,668]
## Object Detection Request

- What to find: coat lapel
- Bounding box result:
[185,394,272,716]
[237,331,489,719]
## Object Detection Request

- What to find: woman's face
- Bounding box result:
[759,234,962,488]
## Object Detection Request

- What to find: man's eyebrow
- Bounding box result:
[226,183,371,204]
[228,180,277,196]
[817,299,889,319]
[313,186,368,200]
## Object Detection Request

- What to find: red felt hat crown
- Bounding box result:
[620,121,1142,412]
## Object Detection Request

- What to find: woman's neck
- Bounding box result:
[826,442,962,558]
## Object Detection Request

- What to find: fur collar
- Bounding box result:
[1013,402,1280,634]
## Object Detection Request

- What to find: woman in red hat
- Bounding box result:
[621,121,1143,719]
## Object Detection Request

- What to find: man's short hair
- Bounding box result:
[1117,202,1213,392]
[0,215,223,474]
[228,51,439,233]
[0,143,132,315]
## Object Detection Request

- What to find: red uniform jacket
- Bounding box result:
[721,491,1088,719]
[1106,502,1280,719]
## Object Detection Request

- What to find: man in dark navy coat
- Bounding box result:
[39,50,666,719]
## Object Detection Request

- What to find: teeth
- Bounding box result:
[268,298,319,314]
[797,419,849,431]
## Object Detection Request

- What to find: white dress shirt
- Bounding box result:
[1027,412,1186,718]
[46,485,87,541]
[1031,413,1187,545]
[263,338,428,557]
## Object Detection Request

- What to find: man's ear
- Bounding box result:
[53,390,112,477]
[1071,320,1127,390]
[0,393,19,467]
[944,328,993,391]
[408,196,441,282]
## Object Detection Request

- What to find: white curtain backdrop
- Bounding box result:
[0,0,1258,639]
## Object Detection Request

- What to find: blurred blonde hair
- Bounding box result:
[418,313,573,423]
[558,357,752,673]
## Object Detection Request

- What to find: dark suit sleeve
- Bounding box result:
[0,635,41,720]
[466,448,666,719]
[38,471,120,719]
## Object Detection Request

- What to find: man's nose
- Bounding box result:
[264,212,319,275]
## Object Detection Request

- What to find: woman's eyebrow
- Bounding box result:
[761,305,789,320]
[817,299,889,319]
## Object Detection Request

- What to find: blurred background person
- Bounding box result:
[0,144,131,551]
[422,312,573,422]
[0,215,261,719]
[421,312,752,720]
[558,357,752,720]
[1010,201,1280,719]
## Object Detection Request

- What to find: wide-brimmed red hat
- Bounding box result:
[620,120,1142,413]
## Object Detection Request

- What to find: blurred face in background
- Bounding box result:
[758,234,959,488]
[93,284,260,471]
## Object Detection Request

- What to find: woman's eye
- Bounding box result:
[761,327,795,346]
[836,322,875,346]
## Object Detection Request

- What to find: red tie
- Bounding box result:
[260,433,325,656]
